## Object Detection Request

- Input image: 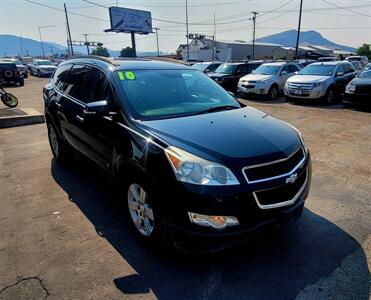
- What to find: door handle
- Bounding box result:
[76,115,84,123]
[55,102,62,108]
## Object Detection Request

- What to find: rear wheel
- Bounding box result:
[47,123,72,163]
[19,78,24,86]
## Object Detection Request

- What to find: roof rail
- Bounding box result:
[65,55,119,65]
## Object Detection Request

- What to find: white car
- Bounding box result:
[28,59,57,77]
[284,61,357,103]
[345,56,369,67]
[237,62,301,99]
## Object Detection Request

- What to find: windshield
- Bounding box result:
[253,65,280,75]
[1,59,22,65]
[192,63,208,72]
[359,65,371,78]
[215,64,237,74]
[115,69,240,120]
[38,61,53,66]
[299,64,335,76]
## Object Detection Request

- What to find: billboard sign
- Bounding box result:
[109,7,152,34]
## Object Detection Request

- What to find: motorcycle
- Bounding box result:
[0,85,18,108]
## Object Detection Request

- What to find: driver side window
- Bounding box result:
[82,67,114,104]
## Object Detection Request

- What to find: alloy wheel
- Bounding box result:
[127,183,154,237]
[48,125,59,157]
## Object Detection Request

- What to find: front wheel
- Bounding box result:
[1,93,18,108]
[268,85,279,100]
[37,69,41,77]
[126,178,170,247]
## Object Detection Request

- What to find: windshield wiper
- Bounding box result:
[197,105,240,115]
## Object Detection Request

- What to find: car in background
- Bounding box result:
[293,59,316,68]
[284,61,356,103]
[207,61,262,92]
[344,63,371,105]
[345,56,369,67]
[237,61,301,100]
[0,58,28,78]
[318,57,338,62]
[28,59,57,77]
[192,61,223,73]
[0,62,24,86]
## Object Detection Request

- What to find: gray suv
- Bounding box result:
[284,61,356,103]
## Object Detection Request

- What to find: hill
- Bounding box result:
[256,30,356,52]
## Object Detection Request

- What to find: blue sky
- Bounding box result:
[0,0,370,53]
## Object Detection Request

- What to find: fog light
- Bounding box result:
[188,212,239,229]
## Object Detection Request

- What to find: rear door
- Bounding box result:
[59,63,90,156]
[278,65,291,89]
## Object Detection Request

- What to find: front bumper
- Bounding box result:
[162,154,311,241]
[284,85,326,99]
[343,92,371,104]
[237,83,269,95]
[39,69,55,75]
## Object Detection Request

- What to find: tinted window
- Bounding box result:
[207,63,221,72]
[215,64,237,75]
[115,69,240,120]
[336,64,345,74]
[281,65,290,73]
[53,64,72,91]
[83,67,113,103]
[64,64,89,100]
[288,65,300,73]
[236,65,247,74]
[343,63,354,74]
[246,63,261,73]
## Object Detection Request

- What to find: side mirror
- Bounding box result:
[252,70,256,74]
[281,71,288,75]
[336,72,344,77]
[83,100,116,116]
[294,71,299,75]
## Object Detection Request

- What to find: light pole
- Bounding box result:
[295,0,304,59]
[251,12,258,60]
[185,0,189,62]
[82,33,90,55]
[38,25,56,58]
[154,28,160,56]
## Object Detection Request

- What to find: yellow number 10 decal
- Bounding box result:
[118,71,136,81]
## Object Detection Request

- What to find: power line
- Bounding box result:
[321,0,371,17]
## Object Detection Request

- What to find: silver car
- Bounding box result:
[28,59,57,77]
[237,62,301,99]
[284,61,357,103]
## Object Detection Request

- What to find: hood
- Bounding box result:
[207,72,232,79]
[240,74,274,82]
[288,75,330,83]
[351,77,371,86]
[39,65,57,69]
[140,106,301,167]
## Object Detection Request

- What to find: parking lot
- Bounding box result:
[0,76,370,299]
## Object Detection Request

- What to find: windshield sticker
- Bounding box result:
[118,71,125,81]
[125,71,136,80]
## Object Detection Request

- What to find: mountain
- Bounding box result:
[256,30,356,52]
[0,35,166,57]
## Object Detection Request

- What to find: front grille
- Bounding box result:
[242,84,255,88]
[254,168,307,208]
[243,148,305,183]
[356,85,371,94]
[288,82,313,96]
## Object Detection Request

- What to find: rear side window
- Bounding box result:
[288,65,300,73]
[343,63,355,74]
[64,64,89,100]
[336,64,345,74]
[53,64,72,91]
[82,67,113,103]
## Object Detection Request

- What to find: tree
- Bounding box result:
[91,46,110,57]
[356,44,371,59]
[120,47,135,58]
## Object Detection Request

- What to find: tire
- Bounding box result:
[19,78,24,86]
[47,122,72,164]
[1,93,18,108]
[324,87,337,104]
[125,175,170,247]
[268,85,279,100]
[37,69,41,77]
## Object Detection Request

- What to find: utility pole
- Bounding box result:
[82,33,90,55]
[50,47,54,57]
[213,12,216,61]
[20,34,23,58]
[64,3,74,56]
[185,0,189,62]
[154,28,160,56]
[131,32,137,57]
[251,12,258,60]
[295,0,303,59]
[38,27,45,58]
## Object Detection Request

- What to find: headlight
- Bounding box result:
[313,82,322,88]
[346,84,356,93]
[165,146,239,186]
[256,80,268,86]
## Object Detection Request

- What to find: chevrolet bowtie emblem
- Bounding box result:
[286,173,298,184]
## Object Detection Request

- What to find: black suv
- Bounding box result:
[44,56,311,251]
[207,61,262,92]
[0,62,24,86]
